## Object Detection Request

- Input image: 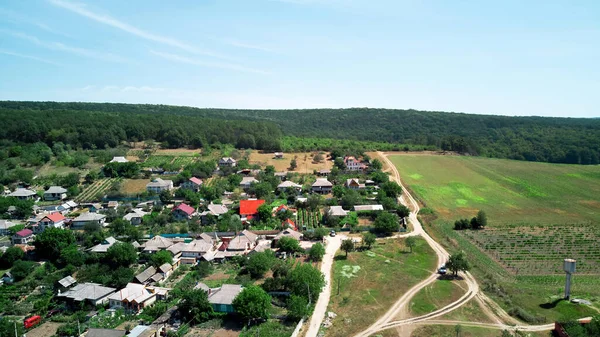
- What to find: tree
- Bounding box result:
[34,228,76,262]
[289,158,297,171]
[313,153,324,163]
[277,237,302,254]
[246,251,276,279]
[287,263,325,303]
[447,252,470,277]
[257,203,272,223]
[232,285,271,323]
[371,159,383,170]
[287,295,310,321]
[405,236,416,253]
[363,232,376,249]
[11,260,35,281]
[455,324,462,337]
[341,239,354,257]
[475,210,487,228]
[308,243,325,262]
[373,212,399,235]
[396,204,410,218]
[500,330,513,337]
[59,245,85,267]
[0,246,24,267]
[340,189,360,209]
[381,181,402,198]
[150,250,173,268]
[105,242,138,267]
[306,194,322,211]
[179,289,214,324]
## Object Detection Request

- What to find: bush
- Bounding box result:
[246,251,276,279]
[308,243,325,262]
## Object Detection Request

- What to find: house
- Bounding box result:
[107,201,119,209]
[109,156,129,163]
[58,282,116,306]
[274,152,284,159]
[43,186,68,201]
[218,157,237,168]
[317,169,331,177]
[344,156,367,171]
[200,203,228,217]
[8,188,37,200]
[142,236,174,254]
[135,266,157,284]
[36,212,66,233]
[281,218,297,231]
[158,263,173,279]
[89,237,120,253]
[274,204,290,215]
[108,283,170,312]
[240,177,259,190]
[277,181,302,192]
[81,203,103,213]
[274,172,288,181]
[12,229,34,245]
[71,213,106,229]
[181,177,203,192]
[345,178,365,190]
[181,239,214,264]
[274,228,303,242]
[227,230,258,252]
[207,284,243,313]
[86,329,125,337]
[239,200,265,222]
[146,178,173,193]
[327,206,348,217]
[166,242,187,259]
[58,276,77,291]
[354,205,384,212]
[0,220,16,236]
[59,200,78,213]
[312,178,333,194]
[172,203,196,221]
[123,208,148,226]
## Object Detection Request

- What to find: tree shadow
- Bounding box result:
[334,255,348,261]
[436,274,464,281]
[539,298,563,309]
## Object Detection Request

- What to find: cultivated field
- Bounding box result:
[389,155,600,225]
[249,151,332,173]
[296,209,322,231]
[76,178,120,202]
[325,237,437,337]
[120,179,151,195]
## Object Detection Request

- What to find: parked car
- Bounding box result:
[438,264,447,275]
[46,308,62,318]
[329,230,336,237]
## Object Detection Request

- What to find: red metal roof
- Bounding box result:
[275,204,288,213]
[240,199,265,216]
[173,203,195,215]
[189,177,203,185]
[44,212,66,223]
[282,218,296,230]
[16,229,33,237]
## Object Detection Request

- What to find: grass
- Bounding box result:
[249,150,332,173]
[325,237,437,337]
[387,325,549,337]
[409,279,465,317]
[438,298,498,323]
[390,154,600,323]
[390,155,600,225]
[120,179,151,195]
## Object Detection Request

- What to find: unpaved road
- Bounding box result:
[305,235,343,337]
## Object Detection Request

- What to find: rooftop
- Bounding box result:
[172,203,195,216]
[59,283,116,301]
[73,213,106,222]
[312,178,333,187]
[45,186,67,194]
[208,284,243,305]
[239,199,265,216]
[8,188,36,197]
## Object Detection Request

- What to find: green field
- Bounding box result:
[390,155,600,225]
[325,238,437,337]
[409,280,465,317]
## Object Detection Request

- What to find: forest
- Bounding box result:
[1,101,599,164]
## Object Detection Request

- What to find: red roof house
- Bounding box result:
[240,200,266,221]
[45,212,66,223]
[282,218,297,230]
[172,203,196,220]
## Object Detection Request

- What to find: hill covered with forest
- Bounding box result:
[1,101,599,165]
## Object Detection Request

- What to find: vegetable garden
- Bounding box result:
[76,178,120,202]
[141,155,197,170]
[462,224,600,275]
[297,209,322,230]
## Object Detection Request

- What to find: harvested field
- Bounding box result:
[120,179,151,195]
[249,151,332,173]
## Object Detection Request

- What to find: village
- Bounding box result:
[0,150,409,337]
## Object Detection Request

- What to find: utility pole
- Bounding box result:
[77,320,81,336]
[14,321,17,337]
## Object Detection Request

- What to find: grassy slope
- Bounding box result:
[390,155,600,225]
[390,155,600,322]
[325,238,437,337]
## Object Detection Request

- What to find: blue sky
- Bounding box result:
[0,0,598,117]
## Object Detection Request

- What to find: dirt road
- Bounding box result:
[305,235,343,337]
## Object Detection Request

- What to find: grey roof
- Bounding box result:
[194,282,210,292]
[354,205,384,211]
[73,213,106,222]
[240,177,259,185]
[275,229,303,241]
[45,186,67,194]
[135,266,157,283]
[58,275,77,288]
[278,181,302,189]
[109,156,129,163]
[89,237,119,253]
[146,178,173,188]
[183,239,213,254]
[158,263,172,274]
[274,171,288,177]
[312,178,333,187]
[123,208,147,221]
[166,242,187,255]
[0,220,15,230]
[241,229,258,242]
[199,232,215,244]
[142,236,174,251]
[8,188,36,197]
[327,206,348,217]
[207,204,228,216]
[208,284,243,305]
[59,283,116,301]
[127,326,150,337]
[86,328,125,337]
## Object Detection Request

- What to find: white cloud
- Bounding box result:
[150,50,270,74]
[48,0,236,60]
[0,49,63,66]
[0,7,72,38]
[1,29,129,63]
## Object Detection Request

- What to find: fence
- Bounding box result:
[290,318,305,337]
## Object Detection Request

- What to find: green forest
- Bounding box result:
[2,101,599,164]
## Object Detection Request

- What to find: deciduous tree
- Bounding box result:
[363,232,376,249]
[232,285,271,323]
[341,239,354,257]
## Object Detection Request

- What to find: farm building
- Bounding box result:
[43,186,67,201]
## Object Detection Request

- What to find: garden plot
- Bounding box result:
[296,209,322,230]
[76,178,120,202]
[462,224,600,275]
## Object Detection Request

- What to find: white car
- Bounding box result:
[438,265,447,275]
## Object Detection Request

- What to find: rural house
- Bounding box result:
[0,220,16,236]
[57,275,77,291]
[8,188,37,200]
[274,172,288,181]
[36,212,66,233]
[89,237,120,253]
[43,186,68,201]
[71,213,106,229]
[207,284,243,313]
[123,208,148,225]
[312,178,333,194]
[327,206,348,217]
[108,283,170,312]
[181,177,203,192]
[11,229,34,245]
[58,282,116,306]
[281,218,297,230]
[146,178,173,193]
[274,228,303,243]
[218,157,237,168]
[277,180,302,192]
[135,266,157,284]
[239,177,259,190]
[172,203,196,221]
[344,156,367,171]
[181,239,215,264]
[345,178,365,190]
[239,199,265,222]
[142,236,174,254]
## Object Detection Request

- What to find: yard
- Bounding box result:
[120,179,151,195]
[249,151,332,173]
[325,237,437,337]
[76,178,121,202]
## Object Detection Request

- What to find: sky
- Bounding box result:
[0,0,599,117]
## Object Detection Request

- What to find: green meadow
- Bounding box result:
[390,155,600,226]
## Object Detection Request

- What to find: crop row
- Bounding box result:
[77,178,118,202]
[297,209,321,230]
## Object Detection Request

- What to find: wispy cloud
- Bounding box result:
[216,38,280,54]
[150,50,269,74]
[0,49,63,66]
[0,7,72,38]
[48,0,235,61]
[1,29,129,63]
